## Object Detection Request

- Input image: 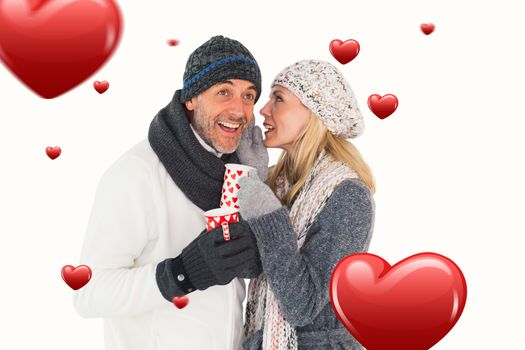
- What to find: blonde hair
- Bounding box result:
[268,112,376,206]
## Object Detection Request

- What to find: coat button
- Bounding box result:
[177,274,185,282]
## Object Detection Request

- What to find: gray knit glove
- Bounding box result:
[237,175,282,220]
[236,120,269,182]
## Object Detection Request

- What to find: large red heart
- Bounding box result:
[329,39,360,65]
[330,253,467,350]
[61,264,92,290]
[367,94,398,119]
[0,0,122,98]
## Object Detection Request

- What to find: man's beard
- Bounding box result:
[192,110,244,154]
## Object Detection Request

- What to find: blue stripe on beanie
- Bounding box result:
[183,56,259,90]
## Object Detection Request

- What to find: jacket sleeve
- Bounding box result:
[73,155,169,318]
[247,179,375,327]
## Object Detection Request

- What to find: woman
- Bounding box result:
[237,60,376,350]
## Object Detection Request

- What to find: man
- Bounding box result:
[74,35,267,350]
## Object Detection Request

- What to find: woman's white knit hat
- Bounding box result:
[272,59,364,138]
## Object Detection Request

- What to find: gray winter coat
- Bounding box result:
[242,178,375,349]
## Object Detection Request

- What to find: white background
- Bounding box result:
[1,0,524,348]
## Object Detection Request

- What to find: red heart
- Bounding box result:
[367,94,398,119]
[0,0,122,98]
[237,170,243,176]
[330,253,467,350]
[172,296,189,309]
[421,23,435,35]
[231,174,237,180]
[46,146,61,160]
[232,197,238,203]
[235,184,240,190]
[223,195,227,200]
[227,181,231,187]
[93,80,109,94]
[167,39,180,46]
[227,169,231,174]
[226,200,231,206]
[222,188,226,193]
[220,201,223,206]
[61,265,92,290]
[228,187,234,193]
[224,175,228,181]
[329,39,360,65]
[234,205,239,209]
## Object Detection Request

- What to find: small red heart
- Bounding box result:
[228,187,234,193]
[167,39,180,46]
[172,296,189,309]
[231,174,237,180]
[234,205,239,209]
[227,181,231,187]
[237,170,243,176]
[329,39,360,65]
[46,146,61,160]
[367,94,398,119]
[235,184,240,190]
[330,253,467,350]
[224,175,228,180]
[93,80,109,94]
[226,201,231,206]
[220,201,223,206]
[420,23,435,35]
[223,195,227,200]
[232,197,238,203]
[227,169,231,174]
[0,0,123,98]
[61,265,92,290]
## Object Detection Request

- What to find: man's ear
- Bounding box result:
[185,98,195,111]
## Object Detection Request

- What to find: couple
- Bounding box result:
[74,35,375,350]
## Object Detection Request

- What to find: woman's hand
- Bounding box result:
[237,175,282,220]
[236,120,269,182]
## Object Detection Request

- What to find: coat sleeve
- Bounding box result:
[247,179,375,327]
[73,155,168,318]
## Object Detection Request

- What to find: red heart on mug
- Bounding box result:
[367,94,398,119]
[329,39,360,65]
[329,252,467,350]
[232,197,238,203]
[172,296,189,309]
[61,264,92,290]
[231,174,237,180]
[234,205,239,209]
[421,23,435,35]
[94,80,109,94]
[226,201,231,206]
[235,184,240,190]
[237,170,243,176]
[228,187,234,193]
[46,146,61,160]
[0,0,122,98]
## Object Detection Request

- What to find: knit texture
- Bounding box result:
[243,151,373,349]
[272,60,364,139]
[180,35,262,103]
[148,89,241,211]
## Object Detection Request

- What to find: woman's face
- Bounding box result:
[260,85,310,152]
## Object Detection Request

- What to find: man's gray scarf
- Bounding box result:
[148,89,241,211]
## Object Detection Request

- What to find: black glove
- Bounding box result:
[155,220,262,301]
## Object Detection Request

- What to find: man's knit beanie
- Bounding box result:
[180,35,262,103]
[272,59,364,139]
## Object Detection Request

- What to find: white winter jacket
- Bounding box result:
[73,139,245,350]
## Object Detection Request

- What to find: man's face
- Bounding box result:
[185,79,257,154]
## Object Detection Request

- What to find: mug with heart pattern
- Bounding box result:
[220,163,256,210]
